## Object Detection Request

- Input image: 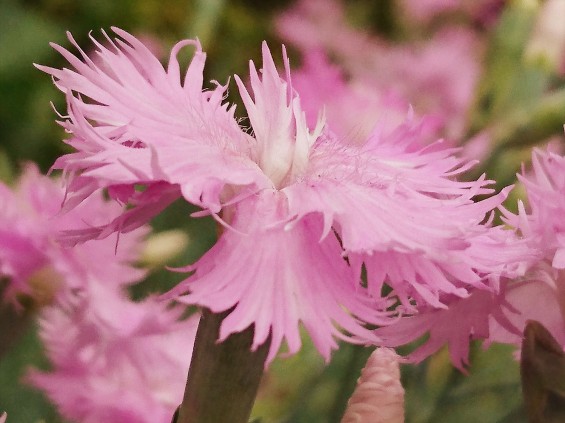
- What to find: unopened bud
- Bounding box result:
[24,266,62,308]
[141,229,189,268]
[525,0,565,71]
[341,348,405,423]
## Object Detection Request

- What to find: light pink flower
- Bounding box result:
[489,149,565,349]
[488,275,565,349]
[526,0,565,72]
[28,283,198,423]
[341,348,404,423]
[41,29,523,363]
[506,149,565,269]
[0,164,145,305]
[0,412,6,423]
[375,149,565,369]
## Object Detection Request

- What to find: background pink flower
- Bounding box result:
[28,283,198,423]
[276,0,484,142]
[375,148,565,369]
[399,0,505,27]
[0,164,146,305]
[490,148,565,350]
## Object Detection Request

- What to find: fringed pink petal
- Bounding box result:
[376,289,510,371]
[41,28,264,231]
[168,192,392,364]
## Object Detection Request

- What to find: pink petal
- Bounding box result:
[168,191,391,364]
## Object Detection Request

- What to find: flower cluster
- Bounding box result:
[39,28,528,366]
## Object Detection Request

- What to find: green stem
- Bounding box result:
[0,301,32,360]
[174,308,271,423]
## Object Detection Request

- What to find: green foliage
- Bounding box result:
[0,324,65,423]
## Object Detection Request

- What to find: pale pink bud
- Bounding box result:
[0,411,7,423]
[525,0,565,71]
[341,348,405,423]
[141,229,190,268]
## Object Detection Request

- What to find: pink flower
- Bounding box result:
[0,164,145,305]
[507,149,565,269]
[276,0,483,141]
[0,412,6,423]
[28,283,198,423]
[489,149,565,349]
[375,149,565,369]
[41,29,523,363]
[341,348,405,423]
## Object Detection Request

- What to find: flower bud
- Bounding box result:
[341,348,405,423]
[525,0,565,72]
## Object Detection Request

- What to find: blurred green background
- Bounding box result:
[0,0,552,421]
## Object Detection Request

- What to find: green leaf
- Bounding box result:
[0,324,64,423]
[0,1,62,76]
[470,0,547,132]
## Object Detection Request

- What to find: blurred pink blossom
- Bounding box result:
[526,0,565,73]
[0,164,145,305]
[341,348,404,423]
[28,283,198,423]
[277,0,483,142]
[40,29,525,364]
[0,163,194,422]
[291,50,427,144]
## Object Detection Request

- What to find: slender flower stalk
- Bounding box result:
[175,309,270,423]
